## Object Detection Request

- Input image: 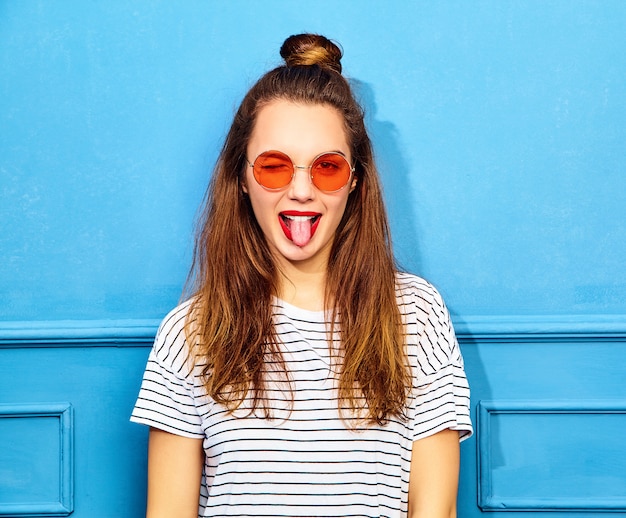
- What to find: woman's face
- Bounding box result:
[244,100,356,272]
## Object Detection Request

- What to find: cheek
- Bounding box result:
[246,185,280,220]
[328,196,352,223]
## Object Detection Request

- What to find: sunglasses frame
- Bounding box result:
[246,150,355,193]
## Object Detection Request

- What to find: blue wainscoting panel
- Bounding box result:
[456,316,626,517]
[477,401,626,512]
[0,325,154,518]
[0,404,73,517]
[1,317,626,517]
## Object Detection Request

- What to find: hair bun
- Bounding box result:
[280,34,343,73]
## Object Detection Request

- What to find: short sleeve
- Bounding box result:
[405,279,473,442]
[130,302,205,439]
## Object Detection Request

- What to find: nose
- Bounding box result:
[287,165,315,201]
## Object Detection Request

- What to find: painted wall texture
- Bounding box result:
[1,1,625,517]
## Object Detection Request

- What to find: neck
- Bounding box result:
[275,257,328,312]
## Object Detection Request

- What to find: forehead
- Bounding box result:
[248,100,350,158]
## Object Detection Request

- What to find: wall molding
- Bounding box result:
[1,315,625,348]
[0,319,160,347]
[0,403,73,517]
[477,400,626,512]
[455,314,626,342]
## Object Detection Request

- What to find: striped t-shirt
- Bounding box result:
[131,272,472,517]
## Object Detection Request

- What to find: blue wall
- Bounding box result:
[3,0,625,321]
[1,2,625,517]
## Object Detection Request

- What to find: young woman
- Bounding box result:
[132,33,472,518]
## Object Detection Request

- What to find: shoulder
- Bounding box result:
[395,271,449,318]
[151,299,195,376]
[395,272,459,366]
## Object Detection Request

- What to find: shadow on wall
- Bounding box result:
[355,77,494,507]
[351,79,423,274]
[454,328,493,509]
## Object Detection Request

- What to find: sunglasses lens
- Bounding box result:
[253,151,293,189]
[311,153,352,191]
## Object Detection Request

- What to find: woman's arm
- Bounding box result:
[146,428,204,518]
[408,428,461,518]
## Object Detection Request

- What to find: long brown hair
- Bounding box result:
[185,34,411,424]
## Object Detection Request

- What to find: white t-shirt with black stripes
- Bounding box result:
[131,272,472,517]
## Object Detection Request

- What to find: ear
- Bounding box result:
[241,179,249,194]
[349,175,358,193]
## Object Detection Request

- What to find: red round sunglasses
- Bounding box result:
[247,150,355,192]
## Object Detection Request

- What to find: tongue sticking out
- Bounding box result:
[290,218,313,247]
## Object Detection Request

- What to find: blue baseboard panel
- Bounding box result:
[477,400,626,512]
[0,404,73,517]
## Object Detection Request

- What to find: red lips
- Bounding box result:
[279,211,321,246]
